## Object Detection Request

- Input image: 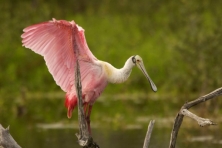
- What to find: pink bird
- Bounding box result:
[21,18,157,133]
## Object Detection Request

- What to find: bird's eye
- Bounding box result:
[132,56,136,64]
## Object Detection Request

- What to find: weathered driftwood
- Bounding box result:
[169,87,222,148]
[0,124,21,148]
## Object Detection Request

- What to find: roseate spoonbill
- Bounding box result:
[21,18,157,132]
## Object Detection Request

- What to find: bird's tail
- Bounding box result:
[65,93,77,118]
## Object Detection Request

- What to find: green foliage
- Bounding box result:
[1,0,222,123]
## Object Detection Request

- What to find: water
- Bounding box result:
[8,122,222,148]
[2,94,222,147]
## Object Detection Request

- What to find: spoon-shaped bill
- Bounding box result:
[136,62,157,92]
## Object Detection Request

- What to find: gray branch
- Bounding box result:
[75,59,90,146]
[181,109,216,127]
[73,29,99,148]
[169,87,222,148]
[143,120,155,148]
[0,125,21,148]
[75,59,99,148]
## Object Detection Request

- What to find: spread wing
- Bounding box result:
[21,18,98,92]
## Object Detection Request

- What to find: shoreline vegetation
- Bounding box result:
[1,1,222,96]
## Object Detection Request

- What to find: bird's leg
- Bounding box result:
[86,104,93,135]
[83,103,92,135]
[83,103,88,117]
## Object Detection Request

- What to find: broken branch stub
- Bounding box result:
[143,120,155,148]
[0,125,21,148]
[181,109,216,127]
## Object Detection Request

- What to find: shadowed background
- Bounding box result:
[0,0,222,147]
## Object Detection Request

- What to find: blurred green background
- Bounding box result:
[1,0,222,143]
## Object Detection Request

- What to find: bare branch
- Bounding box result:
[0,125,21,148]
[169,87,222,148]
[169,114,184,148]
[73,30,99,148]
[75,59,90,146]
[184,87,222,109]
[143,120,155,148]
[181,109,216,127]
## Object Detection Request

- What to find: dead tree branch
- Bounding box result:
[181,109,216,126]
[0,124,21,148]
[169,87,222,148]
[143,120,155,148]
[73,32,99,147]
[75,59,89,146]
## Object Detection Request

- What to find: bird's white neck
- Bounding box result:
[101,57,135,84]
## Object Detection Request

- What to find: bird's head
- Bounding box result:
[132,55,157,92]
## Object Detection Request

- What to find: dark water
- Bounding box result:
[9,123,222,148]
[2,95,222,148]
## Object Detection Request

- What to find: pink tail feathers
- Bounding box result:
[65,93,77,118]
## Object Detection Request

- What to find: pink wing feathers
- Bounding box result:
[21,18,98,92]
